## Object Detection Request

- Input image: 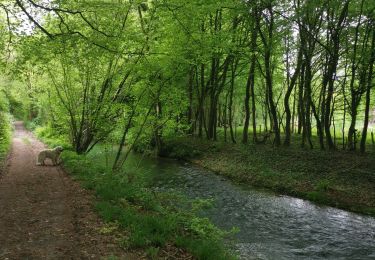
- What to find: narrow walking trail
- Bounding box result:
[0,122,134,259]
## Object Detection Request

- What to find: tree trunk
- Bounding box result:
[187,67,194,133]
[229,68,236,144]
[284,49,302,146]
[323,1,349,150]
[243,8,259,144]
[260,4,280,145]
[360,28,375,153]
[198,64,205,138]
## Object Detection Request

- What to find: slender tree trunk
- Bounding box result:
[260,5,280,145]
[291,86,297,133]
[229,69,236,144]
[348,107,358,150]
[251,74,258,143]
[347,10,362,150]
[304,84,313,149]
[243,8,259,144]
[360,86,371,153]
[360,28,375,153]
[243,60,255,143]
[323,1,349,150]
[154,101,163,154]
[113,109,136,170]
[284,49,302,146]
[207,57,218,140]
[198,64,205,138]
[297,74,304,135]
[300,63,306,147]
[187,67,194,133]
[342,100,346,149]
[224,93,228,142]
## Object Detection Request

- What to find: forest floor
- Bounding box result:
[163,136,375,217]
[0,122,140,259]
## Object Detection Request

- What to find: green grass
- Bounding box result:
[215,125,375,149]
[34,125,236,259]
[163,135,375,217]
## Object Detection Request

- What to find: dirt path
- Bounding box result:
[0,122,136,259]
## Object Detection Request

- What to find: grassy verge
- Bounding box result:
[161,136,375,217]
[34,125,236,260]
[0,113,12,173]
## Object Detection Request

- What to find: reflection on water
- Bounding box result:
[124,154,375,260]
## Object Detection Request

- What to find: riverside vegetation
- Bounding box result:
[161,135,375,216]
[0,0,375,258]
[0,92,11,171]
[32,124,236,259]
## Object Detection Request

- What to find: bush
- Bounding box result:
[34,125,70,149]
[0,90,9,113]
[0,112,11,167]
[25,117,42,131]
[159,140,201,159]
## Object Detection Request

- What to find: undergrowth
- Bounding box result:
[32,124,70,148]
[34,124,236,259]
[0,113,12,170]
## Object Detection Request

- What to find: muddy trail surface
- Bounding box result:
[0,122,135,259]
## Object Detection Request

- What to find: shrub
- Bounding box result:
[0,112,11,167]
[34,125,70,149]
[159,140,201,159]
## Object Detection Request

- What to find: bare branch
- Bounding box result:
[15,0,53,38]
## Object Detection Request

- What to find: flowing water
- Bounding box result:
[124,154,375,259]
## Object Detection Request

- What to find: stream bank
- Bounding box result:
[161,137,375,217]
[123,152,375,259]
[33,126,375,259]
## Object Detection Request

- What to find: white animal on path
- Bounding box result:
[36,146,64,166]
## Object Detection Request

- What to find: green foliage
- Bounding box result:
[145,246,159,259]
[175,236,235,260]
[315,179,331,192]
[305,191,330,205]
[0,112,11,167]
[1,0,375,155]
[55,148,235,259]
[0,86,12,168]
[159,139,202,159]
[34,125,70,149]
[191,198,215,212]
[25,117,42,131]
[189,217,227,240]
[0,89,9,113]
[0,1,373,259]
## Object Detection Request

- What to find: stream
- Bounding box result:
[124,154,375,259]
